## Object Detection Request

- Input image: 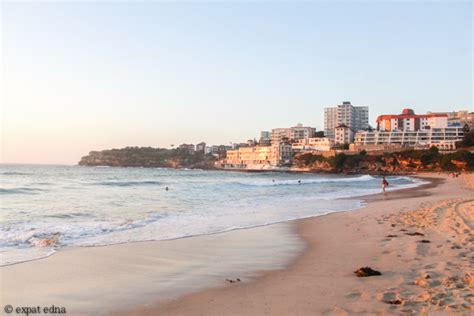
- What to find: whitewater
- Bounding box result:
[0,164,427,265]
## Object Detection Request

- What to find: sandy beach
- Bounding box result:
[124,173,473,315]
[1,173,472,316]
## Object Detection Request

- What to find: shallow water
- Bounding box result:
[0,164,426,265]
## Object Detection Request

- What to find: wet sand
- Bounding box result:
[123,173,473,315]
[0,223,304,316]
[1,174,472,315]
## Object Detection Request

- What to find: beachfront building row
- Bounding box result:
[354,127,465,151]
[324,101,369,141]
[219,144,293,169]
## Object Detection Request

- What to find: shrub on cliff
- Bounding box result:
[457,130,474,148]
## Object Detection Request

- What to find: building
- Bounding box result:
[247,139,257,147]
[196,142,206,153]
[178,144,195,155]
[221,143,293,168]
[259,131,272,146]
[211,145,219,156]
[334,124,354,144]
[427,110,474,129]
[290,124,315,140]
[271,124,315,145]
[354,128,464,151]
[231,143,248,149]
[376,109,448,132]
[324,101,369,139]
[271,128,291,145]
[292,137,334,152]
[275,143,293,165]
[222,146,278,167]
[204,146,212,155]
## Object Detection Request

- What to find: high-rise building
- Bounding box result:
[324,101,369,139]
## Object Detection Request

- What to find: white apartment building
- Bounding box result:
[354,128,464,151]
[292,137,334,152]
[334,124,354,145]
[271,124,315,145]
[324,101,369,139]
[222,144,293,168]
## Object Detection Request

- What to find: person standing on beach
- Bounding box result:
[382,176,389,193]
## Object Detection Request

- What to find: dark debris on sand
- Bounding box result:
[405,232,425,236]
[226,278,241,283]
[354,267,382,277]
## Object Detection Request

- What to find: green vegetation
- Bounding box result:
[294,147,474,173]
[457,130,474,148]
[79,147,216,168]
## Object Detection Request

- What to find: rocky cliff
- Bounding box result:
[293,148,474,174]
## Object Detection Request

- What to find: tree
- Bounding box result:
[457,130,474,147]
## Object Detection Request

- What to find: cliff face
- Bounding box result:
[78,147,217,169]
[293,149,474,174]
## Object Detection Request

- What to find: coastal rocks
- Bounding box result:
[354,267,382,277]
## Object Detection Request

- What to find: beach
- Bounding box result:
[124,173,473,315]
[1,173,472,315]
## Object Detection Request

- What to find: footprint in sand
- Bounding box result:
[345,292,361,300]
[416,242,430,256]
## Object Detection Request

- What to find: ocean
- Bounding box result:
[0,164,427,266]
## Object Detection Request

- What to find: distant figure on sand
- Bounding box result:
[382,176,389,193]
[298,180,301,184]
[165,187,169,191]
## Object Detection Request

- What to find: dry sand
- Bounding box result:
[124,173,473,315]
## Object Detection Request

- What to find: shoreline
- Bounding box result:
[1,173,471,315]
[0,173,421,268]
[122,172,473,315]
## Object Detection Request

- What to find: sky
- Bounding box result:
[1,1,472,164]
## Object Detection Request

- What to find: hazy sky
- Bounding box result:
[1,1,472,164]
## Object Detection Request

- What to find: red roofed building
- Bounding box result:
[376,109,448,132]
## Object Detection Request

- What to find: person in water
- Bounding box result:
[382,176,389,193]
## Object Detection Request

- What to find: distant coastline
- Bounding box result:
[79,146,474,174]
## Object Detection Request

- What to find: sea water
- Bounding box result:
[0,164,426,266]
